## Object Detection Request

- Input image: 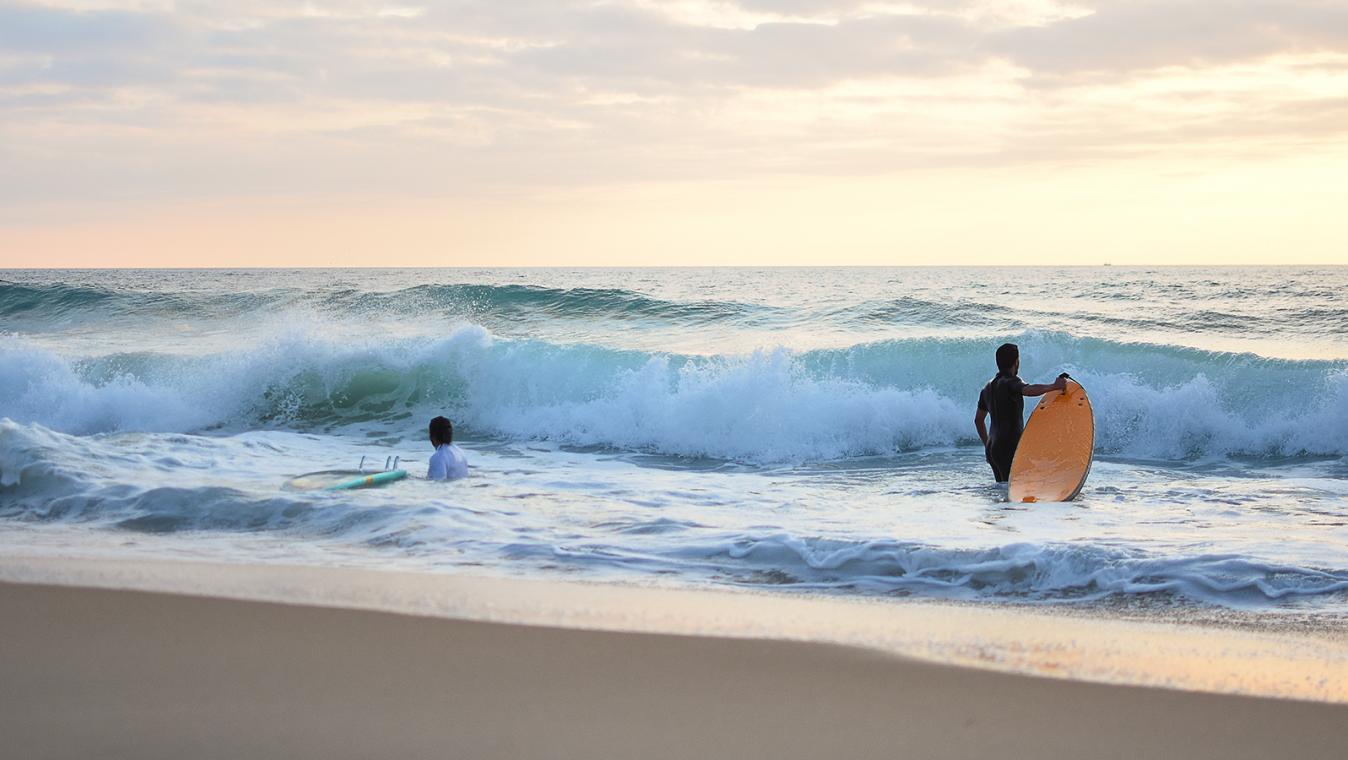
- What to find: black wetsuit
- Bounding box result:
[978,373,1025,482]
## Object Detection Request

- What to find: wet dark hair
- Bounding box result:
[429,416,453,445]
[995,343,1019,375]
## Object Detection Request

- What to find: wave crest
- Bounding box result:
[0,280,769,326]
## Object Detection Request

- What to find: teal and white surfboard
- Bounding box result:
[283,469,408,492]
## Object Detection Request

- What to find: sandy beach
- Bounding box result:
[3,560,1347,760]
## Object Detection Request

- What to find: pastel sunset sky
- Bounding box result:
[2,0,1347,266]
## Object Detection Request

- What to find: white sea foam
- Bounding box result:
[3,419,1347,608]
[3,327,1345,463]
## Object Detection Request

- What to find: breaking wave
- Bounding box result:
[2,328,1345,463]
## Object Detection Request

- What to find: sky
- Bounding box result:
[1,0,1347,266]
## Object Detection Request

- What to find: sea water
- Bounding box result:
[2,267,1346,611]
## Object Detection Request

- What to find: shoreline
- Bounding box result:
[4,565,1348,760]
[3,555,1347,703]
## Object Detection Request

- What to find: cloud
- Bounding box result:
[991,1,1348,74]
[1,0,1347,210]
[0,3,171,52]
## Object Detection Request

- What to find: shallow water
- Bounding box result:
[2,267,1346,610]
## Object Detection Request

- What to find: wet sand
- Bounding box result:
[3,561,1348,759]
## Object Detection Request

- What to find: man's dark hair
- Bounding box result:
[429,416,453,445]
[995,343,1019,375]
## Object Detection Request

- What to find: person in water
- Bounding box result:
[974,343,1068,483]
[427,415,469,481]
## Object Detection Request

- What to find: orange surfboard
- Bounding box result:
[1008,379,1094,503]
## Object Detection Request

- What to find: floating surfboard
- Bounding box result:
[283,469,408,492]
[1008,379,1094,503]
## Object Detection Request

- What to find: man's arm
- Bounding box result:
[1022,375,1069,398]
[974,408,989,447]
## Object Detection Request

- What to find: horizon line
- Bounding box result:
[3,264,1346,271]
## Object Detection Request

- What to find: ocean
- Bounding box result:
[2,267,1346,611]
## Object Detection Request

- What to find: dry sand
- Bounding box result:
[2,560,1347,759]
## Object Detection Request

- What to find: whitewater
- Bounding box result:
[2,267,1346,610]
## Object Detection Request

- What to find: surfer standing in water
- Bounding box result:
[427,415,470,481]
[974,343,1068,483]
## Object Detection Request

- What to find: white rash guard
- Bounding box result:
[427,443,469,481]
